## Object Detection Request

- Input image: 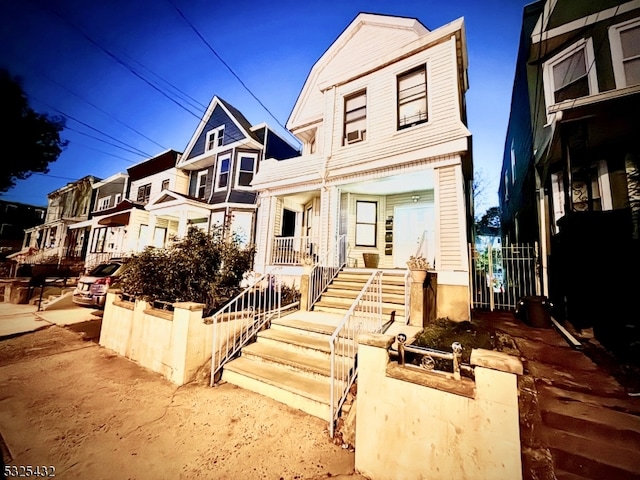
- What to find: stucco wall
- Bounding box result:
[355,334,523,480]
[99,291,211,385]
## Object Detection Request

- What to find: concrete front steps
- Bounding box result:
[314,269,407,323]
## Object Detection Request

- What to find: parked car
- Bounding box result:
[72,260,125,307]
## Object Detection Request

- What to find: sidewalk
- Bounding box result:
[0,300,100,339]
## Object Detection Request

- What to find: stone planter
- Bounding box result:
[410,269,427,283]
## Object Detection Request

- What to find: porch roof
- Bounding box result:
[252,156,324,189]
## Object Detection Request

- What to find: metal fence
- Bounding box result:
[469,242,540,311]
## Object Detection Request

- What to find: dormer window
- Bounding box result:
[398,65,428,129]
[207,126,225,151]
[343,90,367,145]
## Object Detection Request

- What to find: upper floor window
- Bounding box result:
[207,126,225,151]
[510,139,516,184]
[137,184,151,203]
[216,155,231,191]
[97,196,110,211]
[196,170,208,199]
[236,154,257,188]
[543,38,597,112]
[609,18,640,88]
[343,90,367,145]
[398,66,428,129]
[355,200,377,247]
[161,179,170,191]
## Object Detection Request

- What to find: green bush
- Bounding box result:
[119,226,255,313]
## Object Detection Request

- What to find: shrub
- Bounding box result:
[119,226,255,312]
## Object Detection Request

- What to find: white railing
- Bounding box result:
[271,236,318,265]
[308,234,346,310]
[328,270,383,437]
[210,268,284,386]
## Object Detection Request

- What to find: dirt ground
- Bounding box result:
[0,322,362,480]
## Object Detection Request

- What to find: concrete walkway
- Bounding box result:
[474,310,640,480]
[0,301,100,339]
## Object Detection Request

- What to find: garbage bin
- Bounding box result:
[362,253,379,268]
[518,296,552,328]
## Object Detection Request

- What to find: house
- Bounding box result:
[85,150,186,268]
[17,175,100,265]
[0,200,46,258]
[499,0,640,353]
[152,96,300,247]
[252,13,473,320]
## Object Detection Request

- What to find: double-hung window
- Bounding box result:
[216,155,231,190]
[161,179,170,191]
[236,154,257,188]
[136,184,151,203]
[343,90,367,144]
[609,19,640,88]
[355,201,377,247]
[207,126,225,151]
[543,39,597,112]
[398,65,428,129]
[196,170,208,199]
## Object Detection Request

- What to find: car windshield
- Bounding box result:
[89,263,121,277]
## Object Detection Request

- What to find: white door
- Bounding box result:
[393,204,434,268]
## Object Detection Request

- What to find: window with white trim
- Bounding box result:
[355,201,377,247]
[114,193,121,204]
[97,196,110,211]
[136,184,151,203]
[216,155,231,190]
[609,18,640,88]
[235,153,257,188]
[543,39,597,112]
[196,170,208,199]
[343,90,367,145]
[398,65,428,129]
[206,126,225,151]
[161,179,170,191]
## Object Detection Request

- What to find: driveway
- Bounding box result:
[0,322,360,479]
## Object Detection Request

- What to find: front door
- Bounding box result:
[393,204,434,268]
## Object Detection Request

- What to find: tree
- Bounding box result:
[0,69,67,193]
[475,206,501,237]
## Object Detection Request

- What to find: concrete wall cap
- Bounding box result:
[107,288,123,294]
[172,302,206,311]
[470,348,523,375]
[359,333,395,349]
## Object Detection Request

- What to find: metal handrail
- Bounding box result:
[396,335,471,380]
[210,268,282,386]
[308,234,346,310]
[328,270,383,437]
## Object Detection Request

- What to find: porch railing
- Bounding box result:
[308,234,346,310]
[271,236,318,265]
[85,251,130,270]
[210,268,285,386]
[329,270,383,437]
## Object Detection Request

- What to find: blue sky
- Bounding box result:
[0,0,531,213]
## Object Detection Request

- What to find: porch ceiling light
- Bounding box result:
[412,195,420,202]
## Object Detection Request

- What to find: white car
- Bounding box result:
[72,261,125,307]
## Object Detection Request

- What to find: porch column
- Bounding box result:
[319,185,338,262]
[147,215,157,250]
[177,209,189,238]
[254,193,275,272]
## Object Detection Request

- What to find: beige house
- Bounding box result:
[252,13,473,320]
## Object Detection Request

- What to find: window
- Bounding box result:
[610,19,640,88]
[114,193,121,205]
[136,184,151,203]
[97,197,110,211]
[510,139,516,184]
[504,171,509,202]
[398,66,428,129]
[236,154,257,188]
[216,155,230,190]
[196,170,208,199]
[90,227,107,253]
[161,179,170,191]
[343,90,367,145]
[207,126,225,151]
[543,39,597,111]
[355,201,377,247]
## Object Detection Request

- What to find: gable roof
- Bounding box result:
[179,96,262,167]
[287,13,430,131]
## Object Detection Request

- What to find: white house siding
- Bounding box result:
[435,164,465,271]
[128,168,188,203]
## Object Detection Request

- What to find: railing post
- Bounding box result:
[488,243,494,312]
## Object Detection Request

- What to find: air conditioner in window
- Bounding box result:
[346,129,364,144]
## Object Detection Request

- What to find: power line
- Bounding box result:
[64,125,148,159]
[167,0,301,147]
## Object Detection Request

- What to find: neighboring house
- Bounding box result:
[17,175,100,264]
[151,96,300,246]
[0,200,46,258]
[252,13,473,320]
[85,150,186,268]
[499,0,640,351]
